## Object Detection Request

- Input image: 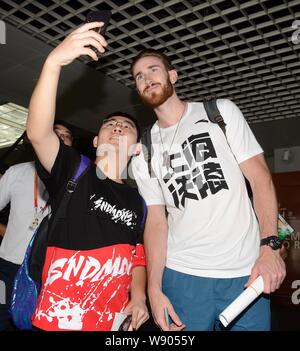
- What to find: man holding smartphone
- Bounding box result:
[26,22,149,331]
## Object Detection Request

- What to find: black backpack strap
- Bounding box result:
[140,125,154,177]
[48,154,91,238]
[203,96,227,137]
[28,154,91,283]
[66,154,91,193]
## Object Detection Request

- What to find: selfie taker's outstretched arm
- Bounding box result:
[27,22,107,172]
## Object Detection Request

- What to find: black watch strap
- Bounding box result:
[260,235,282,250]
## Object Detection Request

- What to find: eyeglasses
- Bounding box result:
[102,118,136,131]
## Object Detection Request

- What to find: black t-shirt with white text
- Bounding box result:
[33,141,146,331]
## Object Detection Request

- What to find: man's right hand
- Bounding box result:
[46,22,108,67]
[148,288,185,331]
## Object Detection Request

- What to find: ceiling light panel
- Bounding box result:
[0,0,299,124]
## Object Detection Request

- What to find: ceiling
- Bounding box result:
[0,0,300,128]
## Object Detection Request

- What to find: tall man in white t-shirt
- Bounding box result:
[0,122,73,330]
[131,49,286,331]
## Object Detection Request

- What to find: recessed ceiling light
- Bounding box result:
[0,102,27,149]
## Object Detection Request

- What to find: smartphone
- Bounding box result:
[118,314,132,331]
[164,307,170,328]
[85,10,111,36]
[85,10,111,58]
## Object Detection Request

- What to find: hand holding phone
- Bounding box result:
[85,10,111,58]
[85,10,111,35]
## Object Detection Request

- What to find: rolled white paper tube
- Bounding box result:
[219,275,264,327]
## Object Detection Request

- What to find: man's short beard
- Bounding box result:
[139,79,174,109]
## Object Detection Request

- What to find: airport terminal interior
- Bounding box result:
[0,0,299,331]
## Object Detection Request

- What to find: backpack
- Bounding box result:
[141,96,227,176]
[10,154,91,330]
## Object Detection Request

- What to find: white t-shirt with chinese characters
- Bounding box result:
[132,99,263,278]
[0,162,49,264]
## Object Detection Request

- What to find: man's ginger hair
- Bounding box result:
[130,49,174,77]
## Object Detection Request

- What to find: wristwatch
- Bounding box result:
[260,235,282,250]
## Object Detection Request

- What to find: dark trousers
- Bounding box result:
[0,257,20,330]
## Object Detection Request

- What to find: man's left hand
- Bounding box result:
[245,246,286,293]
